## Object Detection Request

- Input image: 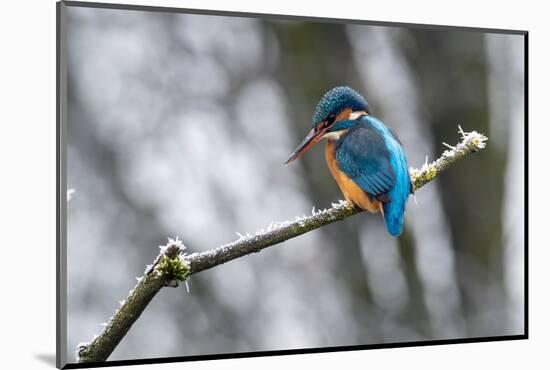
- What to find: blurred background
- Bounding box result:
[65,5,525,362]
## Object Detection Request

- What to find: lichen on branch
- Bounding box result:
[409,126,487,191]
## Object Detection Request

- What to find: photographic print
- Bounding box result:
[57,1,527,367]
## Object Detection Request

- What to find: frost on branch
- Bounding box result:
[409,126,488,191]
[184,199,360,276]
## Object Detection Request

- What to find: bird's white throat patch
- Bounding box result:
[349,110,367,120]
[323,110,366,141]
[323,129,349,141]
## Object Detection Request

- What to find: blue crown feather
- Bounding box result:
[312,86,370,126]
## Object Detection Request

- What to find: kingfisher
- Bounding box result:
[285,86,412,236]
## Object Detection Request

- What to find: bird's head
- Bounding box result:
[285,86,370,165]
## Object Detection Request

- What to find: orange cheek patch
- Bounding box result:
[325,141,381,214]
[335,107,352,122]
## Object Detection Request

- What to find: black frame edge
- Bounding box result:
[523,32,529,339]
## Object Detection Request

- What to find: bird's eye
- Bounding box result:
[326,113,336,125]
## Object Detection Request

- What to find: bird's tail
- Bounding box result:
[382,201,405,237]
[379,130,411,237]
[381,174,410,236]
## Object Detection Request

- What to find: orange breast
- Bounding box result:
[325,140,382,214]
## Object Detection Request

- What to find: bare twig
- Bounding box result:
[76,128,488,363]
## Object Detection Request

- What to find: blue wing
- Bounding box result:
[336,117,411,236]
[335,123,396,198]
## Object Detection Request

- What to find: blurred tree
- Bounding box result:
[406,30,508,336]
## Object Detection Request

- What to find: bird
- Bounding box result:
[285,86,412,236]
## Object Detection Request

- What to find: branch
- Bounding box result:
[76,128,487,363]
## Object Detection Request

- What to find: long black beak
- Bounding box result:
[285,126,328,165]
